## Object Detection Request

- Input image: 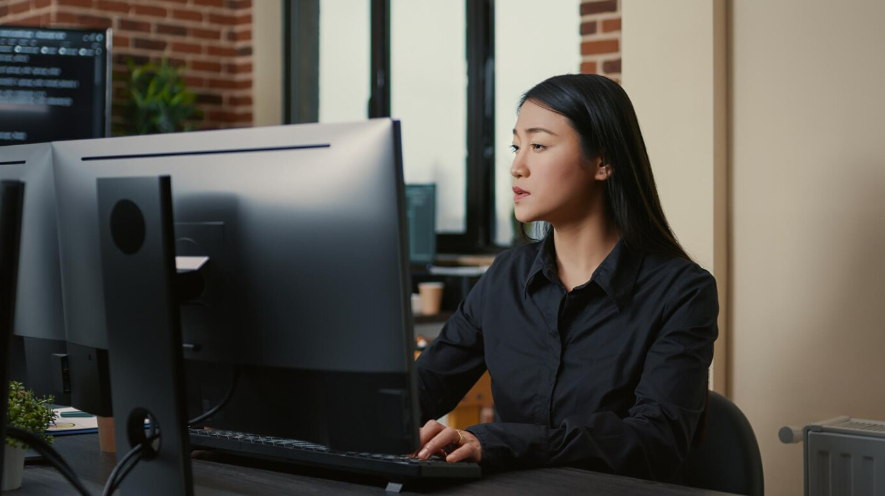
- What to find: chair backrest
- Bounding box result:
[681,390,765,496]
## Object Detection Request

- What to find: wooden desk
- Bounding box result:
[18,434,737,495]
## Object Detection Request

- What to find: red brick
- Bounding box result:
[196,93,223,105]
[580,61,598,74]
[0,6,7,17]
[226,62,251,74]
[157,0,187,3]
[10,1,31,14]
[581,39,619,55]
[183,76,204,88]
[133,38,167,51]
[602,58,621,73]
[194,0,224,6]
[207,46,236,57]
[191,60,222,72]
[229,95,252,106]
[95,0,129,13]
[172,9,203,22]
[78,15,113,29]
[190,28,221,40]
[157,23,187,36]
[206,110,237,123]
[226,0,251,9]
[208,13,236,25]
[236,46,251,56]
[235,14,252,25]
[54,11,78,23]
[115,53,149,66]
[168,57,186,67]
[227,29,251,42]
[235,79,251,90]
[133,5,167,18]
[580,0,617,16]
[34,0,52,9]
[172,42,202,54]
[118,19,151,33]
[57,0,94,7]
[9,15,44,26]
[113,35,131,48]
[602,18,621,32]
[207,78,237,89]
[580,21,597,36]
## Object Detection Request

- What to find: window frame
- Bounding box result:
[283,0,499,254]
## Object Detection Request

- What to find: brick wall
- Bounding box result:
[0,0,253,134]
[579,0,621,82]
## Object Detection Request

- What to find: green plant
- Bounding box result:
[6,381,56,449]
[121,58,202,135]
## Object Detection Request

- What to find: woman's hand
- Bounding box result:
[414,419,482,463]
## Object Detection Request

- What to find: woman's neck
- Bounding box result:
[551,214,619,292]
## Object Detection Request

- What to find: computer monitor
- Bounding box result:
[0,26,111,146]
[51,120,421,453]
[405,184,436,266]
[0,144,70,404]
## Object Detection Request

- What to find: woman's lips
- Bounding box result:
[513,186,530,202]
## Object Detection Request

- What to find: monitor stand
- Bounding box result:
[97,176,193,496]
[0,181,25,491]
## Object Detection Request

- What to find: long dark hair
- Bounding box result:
[518,74,690,260]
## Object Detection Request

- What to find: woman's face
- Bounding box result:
[510,100,609,226]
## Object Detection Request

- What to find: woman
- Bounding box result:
[413,74,718,482]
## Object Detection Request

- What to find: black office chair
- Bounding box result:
[681,391,765,496]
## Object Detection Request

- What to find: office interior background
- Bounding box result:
[2,0,884,494]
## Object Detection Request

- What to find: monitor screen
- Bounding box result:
[0,26,111,146]
[51,120,421,452]
[406,184,436,265]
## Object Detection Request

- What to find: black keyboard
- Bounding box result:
[189,428,481,482]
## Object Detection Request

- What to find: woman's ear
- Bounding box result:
[595,158,612,181]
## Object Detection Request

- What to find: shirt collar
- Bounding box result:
[523,233,643,312]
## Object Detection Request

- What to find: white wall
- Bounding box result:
[730,1,885,494]
[622,0,728,392]
[626,0,885,494]
[252,0,282,127]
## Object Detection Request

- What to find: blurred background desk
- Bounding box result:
[19,434,737,495]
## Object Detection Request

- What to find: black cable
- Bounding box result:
[101,434,157,496]
[6,426,93,496]
[188,366,240,426]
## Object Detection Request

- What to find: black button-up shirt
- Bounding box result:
[415,234,718,481]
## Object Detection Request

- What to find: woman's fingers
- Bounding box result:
[417,419,447,449]
[445,443,476,463]
[417,426,461,460]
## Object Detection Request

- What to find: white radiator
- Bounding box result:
[780,417,885,496]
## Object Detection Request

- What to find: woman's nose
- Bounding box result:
[511,154,527,178]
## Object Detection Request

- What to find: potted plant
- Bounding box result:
[3,381,56,492]
[118,57,202,136]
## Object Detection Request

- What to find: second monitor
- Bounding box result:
[52,120,422,454]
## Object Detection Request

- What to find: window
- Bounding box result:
[286,0,578,252]
[392,0,467,234]
[494,0,581,246]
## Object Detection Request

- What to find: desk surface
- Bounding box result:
[18,434,736,496]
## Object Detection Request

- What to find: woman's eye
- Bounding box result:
[509,144,519,153]
[531,143,546,151]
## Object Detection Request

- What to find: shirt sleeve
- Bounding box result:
[415,258,497,423]
[465,264,718,481]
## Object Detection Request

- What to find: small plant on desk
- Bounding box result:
[3,381,56,491]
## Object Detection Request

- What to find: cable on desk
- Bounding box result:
[188,365,240,426]
[101,433,158,496]
[6,426,93,496]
